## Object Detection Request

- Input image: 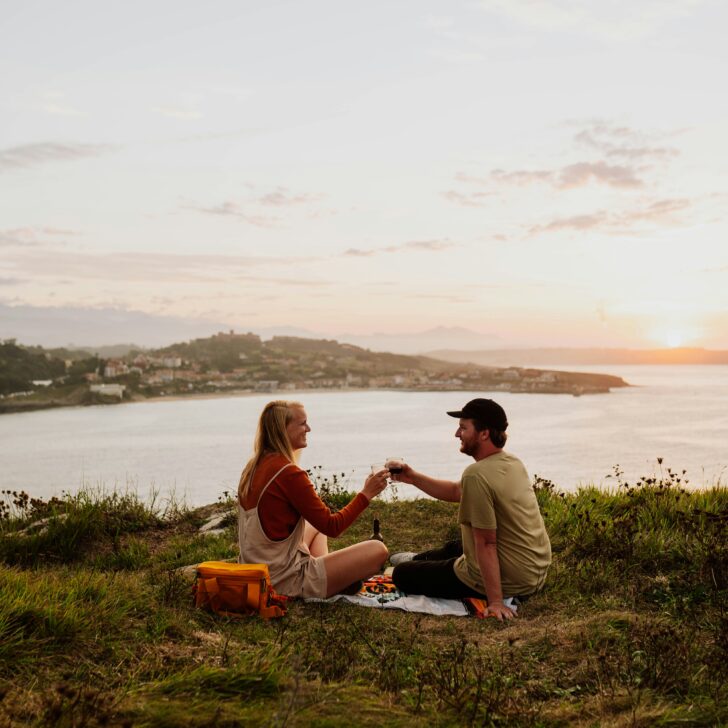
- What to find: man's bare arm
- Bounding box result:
[393,464,461,502]
[472,527,516,620]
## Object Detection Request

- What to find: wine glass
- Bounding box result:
[384,458,405,477]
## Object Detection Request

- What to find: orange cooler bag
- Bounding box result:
[194,561,286,619]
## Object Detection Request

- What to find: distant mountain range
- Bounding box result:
[1,304,498,352]
[425,348,728,366]
[0,304,231,349]
[0,304,501,353]
[272,326,503,355]
[3,304,726,363]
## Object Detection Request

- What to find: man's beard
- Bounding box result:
[459,438,477,456]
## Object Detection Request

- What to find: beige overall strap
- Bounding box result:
[256,463,292,506]
[240,461,292,509]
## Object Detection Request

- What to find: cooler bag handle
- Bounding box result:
[259,584,287,618]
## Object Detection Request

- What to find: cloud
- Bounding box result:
[186,201,281,228]
[242,276,328,287]
[442,190,492,207]
[574,123,679,161]
[454,172,490,186]
[2,249,316,284]
[530,212,608,234]
[557,161,643,189]
[187,186,322,226]
[452,158,645,196]
[0,227,81,248]
[342,248,372,257]
[448,121,677,202]
[0,277,25,286]
[490,169,553,186]
[529,198,691,234]
[41,227,80,237]
[343,239,455,257]
[405,240,454,252]
[618,198,690,224]
[0,142,117,171]
[0,229,42,247]
[490,161,643,189]
[258,187,320,206]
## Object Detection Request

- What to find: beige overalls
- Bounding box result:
[238,463,328,598]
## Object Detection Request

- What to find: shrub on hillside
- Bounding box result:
[0,489,180,567]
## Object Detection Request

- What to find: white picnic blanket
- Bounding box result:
[306,576,517,617]
[312,590,471,616]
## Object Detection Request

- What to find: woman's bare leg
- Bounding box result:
[303,521,329,557]
[321,541,389,597]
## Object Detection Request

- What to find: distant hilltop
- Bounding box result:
[0,333,628,414]
[424,347,728,367]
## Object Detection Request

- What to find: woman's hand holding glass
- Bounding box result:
[362,469,389,501]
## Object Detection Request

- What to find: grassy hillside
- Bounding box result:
[1,470,726,726]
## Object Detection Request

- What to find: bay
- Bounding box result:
[0,365,726,506]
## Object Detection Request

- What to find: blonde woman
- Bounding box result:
[238,400,389,598]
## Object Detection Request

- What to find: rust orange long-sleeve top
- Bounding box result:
[240,453,369,541]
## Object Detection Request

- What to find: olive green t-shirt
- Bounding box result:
[453,452,551,597]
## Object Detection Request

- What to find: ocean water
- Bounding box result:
[0,365,725,506]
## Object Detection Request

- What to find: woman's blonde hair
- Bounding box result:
[238,400,304,504]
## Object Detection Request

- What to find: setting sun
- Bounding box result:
[648,323,699,350]
[665,331,684,348]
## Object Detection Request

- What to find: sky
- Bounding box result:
[1,0,727,350]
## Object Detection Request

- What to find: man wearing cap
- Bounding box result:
[390,398,551,620]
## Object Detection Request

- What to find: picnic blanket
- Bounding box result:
[307,575,517,618]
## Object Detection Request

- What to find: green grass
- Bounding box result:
[1,470,726,726]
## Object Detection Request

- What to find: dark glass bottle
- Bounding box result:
[370,518,383,542]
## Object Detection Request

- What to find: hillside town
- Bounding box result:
[0,332,629,413]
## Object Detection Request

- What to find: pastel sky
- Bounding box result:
[2,0,727,349]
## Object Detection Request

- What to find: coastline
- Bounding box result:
[139,386,372,405]
[0,378,629,415]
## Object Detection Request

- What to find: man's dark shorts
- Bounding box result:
[391,540,486,599]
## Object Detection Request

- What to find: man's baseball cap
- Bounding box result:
[446,398,508,430]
